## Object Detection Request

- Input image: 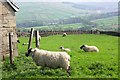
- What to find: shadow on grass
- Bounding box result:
[2,64,17,71]
[6,67,67,78]
[78,50,85,53]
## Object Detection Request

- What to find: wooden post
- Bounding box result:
[35,30,40,48]
[90,30,93,34]
[28,28,34,50]
[9,33,13,64]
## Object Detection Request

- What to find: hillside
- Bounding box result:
[16,2,118,28]
[16,2,90,27]
[18,16,118,32]
[91,16,118,31]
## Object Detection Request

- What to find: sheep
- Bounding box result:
[62,33,67,37]
[17,39,20,43]
[22,43,29,45]
[59,46,71,52]
[25,48,71,76]
[80,45,99,52]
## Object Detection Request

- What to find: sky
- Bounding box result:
[14,0,119,2]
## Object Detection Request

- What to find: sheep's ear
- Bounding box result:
[31,49,35,52]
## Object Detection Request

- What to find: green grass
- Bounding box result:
[2,34,118,78]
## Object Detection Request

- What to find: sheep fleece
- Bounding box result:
[83,45,99,52]
[31,48,70,70]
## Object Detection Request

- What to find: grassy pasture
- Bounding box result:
[2,34,118,78]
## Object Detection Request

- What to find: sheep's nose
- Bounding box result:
[80,47,82,49]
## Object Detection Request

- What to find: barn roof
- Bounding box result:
[6,0,19,12]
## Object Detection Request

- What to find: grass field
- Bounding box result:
[92,16,118,25]
[2,34,118,78]
[19,23,84,31]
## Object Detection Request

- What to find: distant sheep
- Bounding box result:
[80,45,99,52]
[59,46,71,52]
[17,40,20,43]
[25,48,71,76]
[22,43,28,45]
[62,33,67,37]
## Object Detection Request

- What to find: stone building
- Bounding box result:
[0,0,19,61]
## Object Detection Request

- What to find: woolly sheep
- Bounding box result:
[62,33,67,37]
[25,48,71,76]
[80,45,99,52]
[22,43,29,45]
[59,46,71,52]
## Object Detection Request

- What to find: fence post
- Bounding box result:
[9,32,13,64]
[35,30,40,48]
[28,28,34,50]
[90,30,92,34]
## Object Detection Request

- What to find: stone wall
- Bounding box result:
[0,2,18,61]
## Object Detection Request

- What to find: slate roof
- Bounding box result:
[6,0,19,12]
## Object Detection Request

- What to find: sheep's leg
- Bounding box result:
[40,67,45,75]
[67,66,71,77]
[2,54,5,62]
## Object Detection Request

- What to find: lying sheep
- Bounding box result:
[22,43,29,45]
[62,33,67,37]
[59,46,71,52]
[80,45,99,52]
[25,48,71,76]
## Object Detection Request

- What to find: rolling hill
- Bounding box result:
[16,2,118,31]
[91,16,118,31]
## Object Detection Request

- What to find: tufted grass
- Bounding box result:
[2,34,118,78]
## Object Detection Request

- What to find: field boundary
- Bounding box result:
[17,30,120,37]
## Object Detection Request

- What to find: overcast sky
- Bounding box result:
[14,0,119,2]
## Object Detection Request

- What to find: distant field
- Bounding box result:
[18,23,84,31]
[92,16,118,31]
[17,16,118,31]
[2,34,118,78]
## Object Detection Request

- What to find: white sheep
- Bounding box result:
[59,46,71,52]
[22,43,29,45]
[26,48,71,76]
[80,45,99,52]
[62,33,67,37]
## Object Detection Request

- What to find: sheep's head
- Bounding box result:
[59,46,64,49]
[62,33,67,37]
[26,48,34,57]
[17,40,20,43]
[80,45,85,49]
